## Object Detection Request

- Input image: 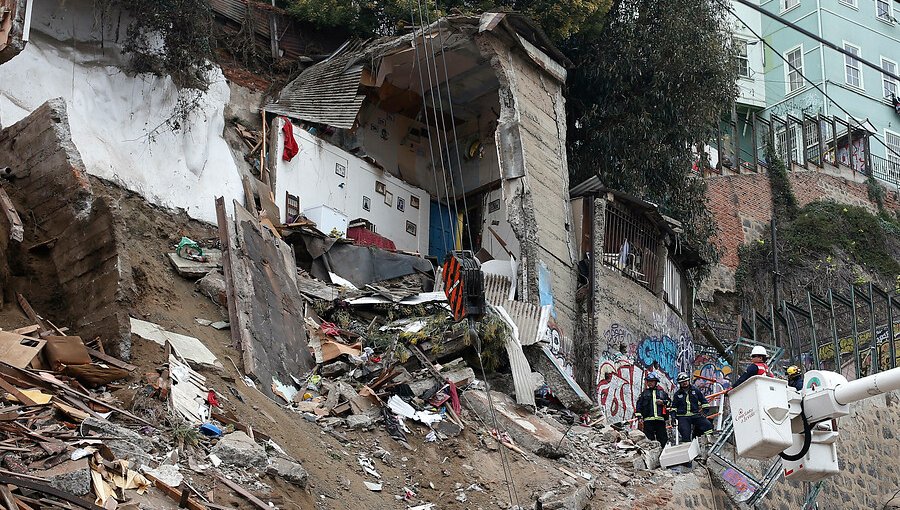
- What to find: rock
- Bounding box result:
[435,420,462,438]
[267,457,309,488]
[346,414,373,430]
[196,270,227,306]
[536,479,596,510]
[210,431,267,468]
[321,361,350,378]
[642,446,662,470]
[143,464,183,487]
[627,430,646,443]
[168,250,222,279]
[462,390,569,458]
[610,472,632,485]
[82,417,153,466]
[601,429,620,443]
[211,321,230,330]
[36,459,91,496]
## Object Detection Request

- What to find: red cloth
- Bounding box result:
[207,390,220,408]
[447,381,461,416]
[281,117,299,161]
[320,322,340,336]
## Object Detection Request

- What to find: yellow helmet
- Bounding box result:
[786,365,800,376]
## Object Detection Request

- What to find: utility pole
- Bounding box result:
[771,218,780,308]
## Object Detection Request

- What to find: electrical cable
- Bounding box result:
[418,9,465,251]
[414,2,458,255]
[434,15,476,252]
[408,2,449,256]
[725,4,900,163]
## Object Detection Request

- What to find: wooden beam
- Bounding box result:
[0,378,35,406]
[84,348,136,372]
[215,198,243,353]
[0,187,23,243]
[15,295,48,334]
[144,473,206,510]
[0,473,102,510]
[216,475,270,510]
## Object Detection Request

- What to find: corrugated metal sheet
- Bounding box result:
[483,273,512,305]
[494,305,536,407]
[264,41,366,128]
[504,301,550,346]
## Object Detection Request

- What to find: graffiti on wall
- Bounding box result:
[693,348,732,405]
[595,315,696,422]
[546,318,575,378]
[817,323,900,369]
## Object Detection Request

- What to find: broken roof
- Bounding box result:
[264,12,568,129]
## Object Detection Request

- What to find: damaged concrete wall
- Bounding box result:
[218,199,314,399]
[0,0,27,65]
[0,98,134,357]
[477,32,577,345]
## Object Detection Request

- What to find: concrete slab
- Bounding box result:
[462,390,569,458]
[130,317,220,367]
[167,249,222,279]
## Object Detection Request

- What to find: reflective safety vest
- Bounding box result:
[754,362,774,377]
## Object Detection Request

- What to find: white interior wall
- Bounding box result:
[274,118,430,253]
[0,0,244,223]
[479,187,520,262]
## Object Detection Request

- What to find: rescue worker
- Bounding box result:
[732,345,774,388]
[787,365,803,391]
[635,372,670,446]
[672,373,714,452]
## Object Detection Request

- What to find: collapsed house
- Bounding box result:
[253,12,587,406]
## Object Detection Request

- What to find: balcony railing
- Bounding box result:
[870,154,900,190]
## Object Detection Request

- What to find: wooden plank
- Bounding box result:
[84,348,136,372]
[215,198,243,353]
[0,186,23,243]
[241,176,258,218]
[0,378,35,406]
[144,473,206,510]
[0,473,102,510]
[216,475,269,510]
[0,332,46,369]
[14,295,48,334]
[10,326,39,336]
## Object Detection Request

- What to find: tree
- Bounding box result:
[565,0,738,272]
[283,0,610,41]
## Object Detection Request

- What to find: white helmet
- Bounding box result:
[750,346,768,358]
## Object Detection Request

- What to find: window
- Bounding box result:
[734,39,750,78]
[876,0,893,21]
[785,46,804,93]
[782,0,799,11]
[844,43,862,89]
[887,130,900,167]
[882,57,898,99]
[839,0,857,8]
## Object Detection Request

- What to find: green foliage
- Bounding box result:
[765,144,798,222]
[565,0,737,275]
[737,201,900,303]
[283,0,611,41]
[111,0,215,89]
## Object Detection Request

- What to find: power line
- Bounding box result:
[725,4,900,162]
[732,0,900,83]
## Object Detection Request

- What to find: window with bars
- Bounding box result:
[876,0,893,22]
[663,258,684,316]
[734,39,750,78]
[785,47,804,93]
[776,124,803,164]
[844,43,863,89]
[602,202,661,293]
[882,58,898,99]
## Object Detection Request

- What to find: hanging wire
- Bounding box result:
[413,2,458,255]
[408,2,449,256]
[423,7,476,251]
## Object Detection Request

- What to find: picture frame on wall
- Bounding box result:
[335,163,346,177]
[397,197,405,212]
[410,196,420,209]
[384,191,393,207]
[488,199,501,213]
[362,196,371,211]
[406,221,417,236]
[375,181,386,194]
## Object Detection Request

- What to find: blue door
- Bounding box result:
[428,201,456,262]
